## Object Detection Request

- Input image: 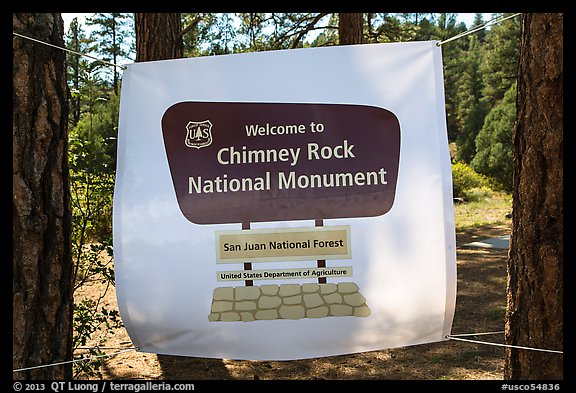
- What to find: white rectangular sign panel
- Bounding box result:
[113,41,456,360]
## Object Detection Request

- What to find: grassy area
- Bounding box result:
[454,192,512,229]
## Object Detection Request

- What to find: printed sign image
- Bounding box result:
[209,225,370,322]
[161,102,400,322]
[216,226,351,263]
[161,102,401,224]
[114,42,456,360]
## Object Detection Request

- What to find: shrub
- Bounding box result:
[452,161,493,200]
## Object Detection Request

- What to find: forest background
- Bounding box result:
[62,12,520,378]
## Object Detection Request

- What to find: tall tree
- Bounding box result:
[471,82,516,191]
[480,14,521,108]
[135,13,183,61]
[433,13,467,142]
[505,13,563,379]
[13,13,73,379]
[455,35,489,162]
[339,13,364,44]
[86,13,133,94]
[470,13,487,42]
[65,17,90,128]
[65,17,108,132]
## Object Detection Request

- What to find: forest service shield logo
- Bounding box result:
[185,120,213,149]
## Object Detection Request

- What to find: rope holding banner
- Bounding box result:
[446,334,563,354]
[13,31,127,69]
[13,348,138,373]
[437,13,522,46]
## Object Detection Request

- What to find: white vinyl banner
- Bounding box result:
[113,41,456,360]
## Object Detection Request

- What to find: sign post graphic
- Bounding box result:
[114,41,456,360]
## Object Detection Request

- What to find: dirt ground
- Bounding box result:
[75,223,511,380]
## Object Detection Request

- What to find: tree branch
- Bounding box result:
[179,15,202,39]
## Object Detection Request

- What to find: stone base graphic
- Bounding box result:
[208,282,370,322]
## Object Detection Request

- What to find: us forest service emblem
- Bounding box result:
[185,120,213,149]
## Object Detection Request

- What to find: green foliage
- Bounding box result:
[66,17,93,129]
[69,158,117,379]
[454,36,490,163]
[471,82,516,191]
[73,238,115,290]
[479,15,521,107]
[452,161,494,201]
[68,92,118,243]
[70,93,119,172]
[73,298,122,378]
[69,92,118,374]
[86,13,134,94]
[66,59,120,377]
[181,13,218,57]
[449,13,519,171]
[456,101,490,163]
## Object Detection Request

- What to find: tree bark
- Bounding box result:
[13,13,73,379]
[505,13,563,380]
[135,13,183,62]
[338,13,364,45]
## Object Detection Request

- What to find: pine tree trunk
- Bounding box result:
[135,13,183,62]
[13,13,73,379]
[505,13,563,380]
[339,13,364,45]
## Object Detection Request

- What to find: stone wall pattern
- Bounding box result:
[208,282,371,322]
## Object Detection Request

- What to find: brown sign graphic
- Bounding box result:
[161,102,400,224]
